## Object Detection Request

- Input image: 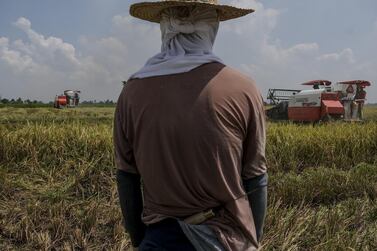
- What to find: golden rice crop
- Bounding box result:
[267,122,377,172]
[1,107,377,250]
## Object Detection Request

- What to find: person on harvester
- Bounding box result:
[114,1,268,250]
[355,85,367,120]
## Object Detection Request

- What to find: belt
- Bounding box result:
[183,209,216,225]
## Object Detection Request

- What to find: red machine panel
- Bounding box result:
[321,100,344,116]
[57,96,67,106]
[288,107,321,122]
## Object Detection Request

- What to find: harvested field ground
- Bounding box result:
[1,105,377,250]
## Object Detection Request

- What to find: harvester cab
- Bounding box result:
[266,80,371,122]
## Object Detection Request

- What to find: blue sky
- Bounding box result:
[0,0,376,102]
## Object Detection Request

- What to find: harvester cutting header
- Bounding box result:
[266,80,371,122]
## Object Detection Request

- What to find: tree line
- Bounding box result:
[0,97,45,105]
[0,97,116,107]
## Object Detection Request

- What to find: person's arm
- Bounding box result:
[114,87,145,248]
[243,173,268,242]
[116,169,146,248]
[241,91,268,242]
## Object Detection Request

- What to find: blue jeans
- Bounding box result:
[139,219,196,251]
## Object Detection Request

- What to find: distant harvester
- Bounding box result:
[54,90,81,109]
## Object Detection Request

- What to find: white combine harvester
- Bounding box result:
[266,80,371,122]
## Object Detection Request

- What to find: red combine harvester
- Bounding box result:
[54,90,80,109]
[266,80,371,122]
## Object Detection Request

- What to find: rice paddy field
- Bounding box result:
[1,105,377,250]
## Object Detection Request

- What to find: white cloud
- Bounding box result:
[13,17,80,70]
[111,15,160,69]
[1,18,106,100]
[0,16,161,101]
[80,36,128,72]
[317,48,355,64]
[0,36,37,73]
[217,1,319,67]
[14,17,31,30]
[216,1,322,88]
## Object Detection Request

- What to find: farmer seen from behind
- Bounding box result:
[114,0,268,250]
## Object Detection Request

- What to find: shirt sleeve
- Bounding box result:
[113,87,139,174]
[241,93,267,180]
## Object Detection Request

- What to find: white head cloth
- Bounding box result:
[129,7,223,79]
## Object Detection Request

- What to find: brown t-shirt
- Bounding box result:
[114,62,267,251]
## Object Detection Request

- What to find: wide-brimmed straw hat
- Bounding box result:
[130,0,254,23]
